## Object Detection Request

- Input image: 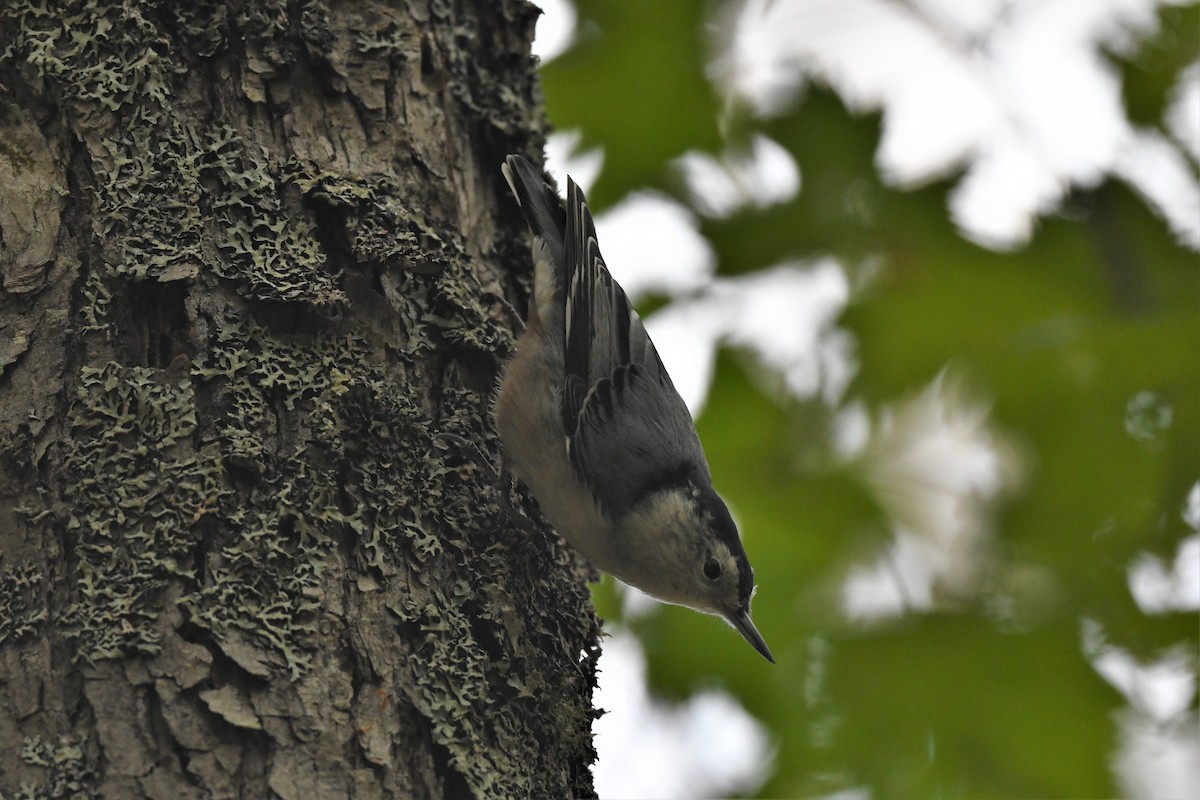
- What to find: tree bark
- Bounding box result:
[0,1,600,797]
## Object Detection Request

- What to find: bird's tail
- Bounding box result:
[502,154,567,326]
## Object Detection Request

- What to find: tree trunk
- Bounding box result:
[0,1,599,797]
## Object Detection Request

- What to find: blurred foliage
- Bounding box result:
[543,0,1199,797]
[1117,3,1199,125]
[539,1,721,208]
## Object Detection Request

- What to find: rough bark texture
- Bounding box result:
[0,1,600,797]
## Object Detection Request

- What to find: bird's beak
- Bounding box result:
[727,608,774,664]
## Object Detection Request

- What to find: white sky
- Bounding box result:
[591,631,771,799]
[714,0,1200,250]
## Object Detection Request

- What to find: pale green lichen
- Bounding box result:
[0,556,46,646]
[18,734,98,799]
[0,0,175,113]
[433,259,517,356]
[182,317,367,678]
[342,377,601,796]
[353,23,409,59]
[94,118,346,303]
[181,307,598,794]
[206,129,347,304]
[430,0,539,138]
[77,269,115,336]
[284,160,467,275]
[93,119,207,283]
[61,362,226,663]
[1,1,347,306]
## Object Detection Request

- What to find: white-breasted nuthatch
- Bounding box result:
[495,154,773,663]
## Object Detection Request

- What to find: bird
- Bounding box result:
[494,154,773,663]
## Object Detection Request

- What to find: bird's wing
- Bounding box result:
[560,177,710,515]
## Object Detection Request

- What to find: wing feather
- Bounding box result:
[560,178,710,515]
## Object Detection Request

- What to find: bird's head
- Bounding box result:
[613,476,773,663]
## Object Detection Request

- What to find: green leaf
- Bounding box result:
[540,0,722,207]
[806,618,1121,799]
[1113,4,1200,127]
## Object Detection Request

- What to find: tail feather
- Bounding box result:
[502,155,566,275]
[503,154,568,329]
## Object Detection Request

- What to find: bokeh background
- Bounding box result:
[528,1,1199,797]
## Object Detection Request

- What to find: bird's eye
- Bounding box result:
[703,557,722,581]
